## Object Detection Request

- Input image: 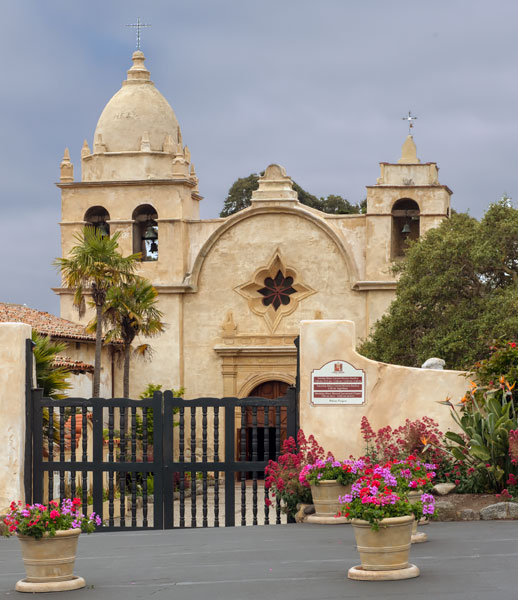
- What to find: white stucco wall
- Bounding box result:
[0,323,31,511]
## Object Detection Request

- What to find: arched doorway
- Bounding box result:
[238,380,290,477]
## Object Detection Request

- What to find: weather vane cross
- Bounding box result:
[126,17,151,51]
[402,111,417,134]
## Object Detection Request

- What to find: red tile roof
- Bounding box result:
[0,303,98,343]
[53,356,94,374]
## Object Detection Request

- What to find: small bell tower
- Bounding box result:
[364,131,451,278]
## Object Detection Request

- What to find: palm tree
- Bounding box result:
[102,277,165,398]
[32,331,71,399]
[54,227,140,397]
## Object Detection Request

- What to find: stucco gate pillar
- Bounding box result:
[0,323,31,511]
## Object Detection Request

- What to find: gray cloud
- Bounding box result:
[3,0,518,313]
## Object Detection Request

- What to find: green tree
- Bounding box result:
[102,278,165,398]
[54,227,140,397]
[32,331,71,399]
[359,200,518,370]
[219,173,363,216]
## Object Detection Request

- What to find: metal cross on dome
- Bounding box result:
[402,111,418,134]
[126,17,151,50]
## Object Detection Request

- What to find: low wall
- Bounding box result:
[0,323,31,511]
[299,320,467,459]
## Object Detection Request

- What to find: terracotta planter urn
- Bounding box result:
[348,515,419,581]
[15,529,86,593]
[307,480,351,524]
[407,489,427,543]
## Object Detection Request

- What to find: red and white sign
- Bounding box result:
[311,361,365,405]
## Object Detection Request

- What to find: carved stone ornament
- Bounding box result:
[235,249,315,332]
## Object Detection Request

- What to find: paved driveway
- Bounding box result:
[1,521,517,599]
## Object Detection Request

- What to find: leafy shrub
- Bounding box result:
[471,340,518,391]
[441,379,518,492]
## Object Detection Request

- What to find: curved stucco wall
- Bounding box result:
[300,320,466,459]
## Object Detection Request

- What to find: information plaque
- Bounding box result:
[311,360,365,405]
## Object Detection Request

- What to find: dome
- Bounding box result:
[93,51,179,153]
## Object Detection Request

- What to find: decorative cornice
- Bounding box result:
[366,184,453,194]
[56,178,196,189]
[53,284,195,296]
[214,345,297,356]
[352,281,397,291]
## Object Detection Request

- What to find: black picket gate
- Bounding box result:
[28,387,297,530]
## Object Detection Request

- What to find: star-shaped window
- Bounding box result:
[257,270,296,310]
[235,249,316,332]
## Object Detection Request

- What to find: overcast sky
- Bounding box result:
[3,1,518,314]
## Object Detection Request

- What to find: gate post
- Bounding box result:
[224,401,235,527]
[0,323,32,510]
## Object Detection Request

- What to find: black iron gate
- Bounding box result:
[29,388,297,530]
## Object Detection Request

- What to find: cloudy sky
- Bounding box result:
[3,1,518,314]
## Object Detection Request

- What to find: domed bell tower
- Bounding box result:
[57,52,202,390]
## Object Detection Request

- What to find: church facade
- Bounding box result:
[56,51,451,400]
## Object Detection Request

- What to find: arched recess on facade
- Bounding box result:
[84,206,110,237]
[186,205,360,290]
[391,198,420,258]
[239,373,296,398]
[238,375,296,468]
[132,204,158,261]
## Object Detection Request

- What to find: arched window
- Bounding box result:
[84,206,110,237]
[132,204,158,261]
[391,198,420,258]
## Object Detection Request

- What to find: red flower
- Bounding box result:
[49,510,60,519]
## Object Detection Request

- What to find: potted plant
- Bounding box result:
[338,464,435,581]
[390,455,436,542]
[300,458,364,523]
[3,498,101,592]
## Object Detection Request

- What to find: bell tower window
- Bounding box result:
[84,206,110,237]
[391,198,420,258]
[132,204,158,261]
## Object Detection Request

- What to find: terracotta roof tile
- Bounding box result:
[53,356,94,374]
[0,303,100,343]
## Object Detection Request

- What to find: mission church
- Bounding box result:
[51,50,451,401]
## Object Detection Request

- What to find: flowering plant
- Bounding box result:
[389,455,436,493]
[3,498,102,539]
[265,430,329,519]
[299,457,363,487]
[360,415,446,466]
[337,464,435,530]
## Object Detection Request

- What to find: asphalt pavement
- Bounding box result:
[1,521,517,599]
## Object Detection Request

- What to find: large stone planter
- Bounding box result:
[348,515,419,581]
[307,480,350,524]
[407,490,427,543]
[15,529,85,592]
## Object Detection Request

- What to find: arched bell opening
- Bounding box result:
[391,198,420,258]
[84,206,110,237]
[132,204,158,261]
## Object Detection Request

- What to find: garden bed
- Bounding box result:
[433,493,516,521]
